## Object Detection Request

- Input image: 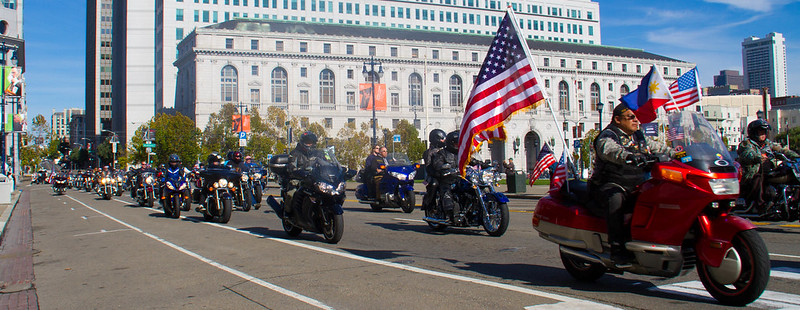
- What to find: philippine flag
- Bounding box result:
[620,66,671,123]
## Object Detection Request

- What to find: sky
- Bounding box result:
[20,0,800,127]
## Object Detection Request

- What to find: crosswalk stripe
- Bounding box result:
[772,267,800,280]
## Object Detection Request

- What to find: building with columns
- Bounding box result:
[175,19,693,171]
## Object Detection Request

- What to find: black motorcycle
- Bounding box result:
[194,168,235,223]
[135,170,158,207]
[52,174,69,195]
[423,165,510,236]
[735,152,800,222]
[247,162,266,210]
[267,146,356,244]
[234,170,254,212]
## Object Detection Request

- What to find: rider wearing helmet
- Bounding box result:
[430,130,463,223]
[737,119,798,209]
[422,129,447,210]
[226,151,245,171]
[285,132,319,213]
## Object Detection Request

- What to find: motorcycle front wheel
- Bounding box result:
[401,190,415,214]
[560,249,606,282]
[170,195,181,219]
[322,213,344,244]
[697,229,770,306]
[482,201,509,236]
[218,198,233,223]
[241,189,253,212]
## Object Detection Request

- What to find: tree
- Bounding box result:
[30,114,49,147]
[775,127,799,153]
[384,120,425,161]
[579,129,599,171]
[130,112,201,166]
[330,122,372,169]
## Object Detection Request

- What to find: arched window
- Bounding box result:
[409,73,422,106]
[220,65,238,102]
[320,69,335,105]
[449,75,463,107]
[590,83,601,111]
[271,67,288,104]
[620,84,630,95]
[558,81,569,110]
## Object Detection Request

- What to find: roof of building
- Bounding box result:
[203,19,687,63]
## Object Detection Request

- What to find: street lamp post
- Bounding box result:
[363,56,383,147]
[102,130,119,170]
[596,102,605,129]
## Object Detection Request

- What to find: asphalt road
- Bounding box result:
[28,185,800,309]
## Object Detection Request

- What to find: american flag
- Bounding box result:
[528,143,555,186]
[457,10,546,176]
[667,126,685,141]
[666,67,701,112]
[550,152,568,191]
[472,125,507,150]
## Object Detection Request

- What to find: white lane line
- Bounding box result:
[392,218,427,223]
[650,280,800,309]
[770,253,800,260]
[114,197,616,308]
[73,228,133,237]
[772,267,800,281]
[67,195,332,309]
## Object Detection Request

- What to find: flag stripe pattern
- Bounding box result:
[457,12,546,175]
[473,125,507,149]
[666,126,685,141]
[550,152,568,191]
[666,67,701,111]
[528,143,555,186]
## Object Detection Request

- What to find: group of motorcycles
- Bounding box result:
[43,169,126,197]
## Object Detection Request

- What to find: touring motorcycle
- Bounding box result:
[355,152,419,213]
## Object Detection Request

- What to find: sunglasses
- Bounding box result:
[619,114,637,120]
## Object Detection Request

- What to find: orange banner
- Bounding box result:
[359,83,386,111]
[232,115,251,133]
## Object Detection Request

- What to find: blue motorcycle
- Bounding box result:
[160,167,191,219]
[356,153,419,213]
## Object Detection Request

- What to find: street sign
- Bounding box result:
[238,131,247,139]
[239,139,247,147]
[392,134,401,143]
[573,140,582,149]
[143,142,156,148]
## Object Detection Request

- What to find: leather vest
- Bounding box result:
[591,125,650,189]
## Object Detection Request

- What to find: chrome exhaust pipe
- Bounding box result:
[560,246,603,264]
[422,217,449,225]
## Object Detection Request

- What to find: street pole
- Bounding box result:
[1,40,6,176]
[363,56,383,147]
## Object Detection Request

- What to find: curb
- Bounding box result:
[0,191,22,242]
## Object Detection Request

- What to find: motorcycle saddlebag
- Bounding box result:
[269,154,290,177]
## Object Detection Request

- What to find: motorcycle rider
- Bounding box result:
[590,103,673,267]
[431,130,464,223]
[226,151,246,172]
[285,132,318,214]
[362,144,382,198]
[197,153,226,210]
[422,129,447,210]
[737,119,798,210]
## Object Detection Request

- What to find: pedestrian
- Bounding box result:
[503,158,515,179]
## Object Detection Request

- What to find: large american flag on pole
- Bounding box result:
[665,67,701,111]
[472,125,507,149]
[457,10,546,175]
[528,143,555,186]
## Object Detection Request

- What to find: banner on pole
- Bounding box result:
[359,83,386,111]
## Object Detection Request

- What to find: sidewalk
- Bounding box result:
[0,190,37,309]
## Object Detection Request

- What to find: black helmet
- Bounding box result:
[207,152,222,165]
[300,132,318,150]
[747,119,771,139]
[168,154,181,163]
[445,130,460,153]
[231,151,242,163]
[429,129,447,148]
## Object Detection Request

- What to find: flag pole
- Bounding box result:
[508,7,573,186]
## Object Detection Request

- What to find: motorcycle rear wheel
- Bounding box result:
[424,208,447,231]
[401,190,415,213]
[560,249,606,282]
[370,203,382,211]
[697,229,769,306]
[482,201,509,236]
[283,218,302,237]
[322,213,344,244]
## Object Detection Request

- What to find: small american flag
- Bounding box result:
[528,143,555,186]
[457,10,546,176]
[666,67,701,111]
[667,126,685,141]
[550,152,568,191]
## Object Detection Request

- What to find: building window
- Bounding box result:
[449,75,462,107]
[608,83,613,91]
[176,9,184,21]
[225,38,234,49]
[346,44,354,55]
[251,65,259,76]
[452,51,459,61]
[432,49,439,59]
[472,52,479,62]
[276,40,284,51]
[251,39,259,50]
[250,89,261,103]
[369,46,376,56]
[433,73,439,83]
[677,68,682,76]
[620,84,630,95]
[300,42,308,52]
[323,43,331,54]
[590,83,601,111]
[346,91,356,110]
[320,69,335,105]
[576,60,582,69]
[220,65,238,102]
[636,64,642,73]
[324,118,332,129]
[663,67,669,76]
[271,67,288,104]
[622,64,627,72]
[409,73,422,106]
[607,62,613,71]
[543,58,550,66]
[558,81,569,110]
[592,61,597,70]
[391,71,398,81]
[432,94,441,111]
[391,47,398,57]
[300,67,307,77]
[411,48,419,58]
[346,69,354,79]
[299,90,309,109]
[391,93,400,111]
[560,59,566,68]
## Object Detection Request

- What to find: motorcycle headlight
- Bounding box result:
[253,173,262,179]
[316,181,335,194]
[227,182,235,189]
[145,176,154,184]
[100,179,106,185]
[409,171,417,180]
[109,178,115,184]
[166,182,176,190]
[389,171,406,181]
[218,178,228,188]
[241,174,249,182]
[708,178,739,195]
[481,171,494,184]
[213,182,220,188]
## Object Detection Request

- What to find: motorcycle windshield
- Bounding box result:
[309,146,343,184]
[667,111,736,173]
[386,153,412,167]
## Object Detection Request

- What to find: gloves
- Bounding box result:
[626,154,648,168]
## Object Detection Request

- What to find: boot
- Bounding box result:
[610,242,635,268]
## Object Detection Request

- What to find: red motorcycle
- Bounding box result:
[532,111,769,306]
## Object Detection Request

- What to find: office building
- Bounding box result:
[51,108,86,140]
[176,19,692,171]
[713,69,744,88]
[742,32,787,97]
[86,0,114,138]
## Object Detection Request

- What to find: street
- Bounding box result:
[23,185,800,309]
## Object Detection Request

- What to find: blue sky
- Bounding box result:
[21,0,800,126]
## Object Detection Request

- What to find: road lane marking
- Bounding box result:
[770,253,800,260]
[649,280,800,309]
[772,267,800,280]
[111,197,616,308]
[67,195,333,310]
[392,218,426,223]
[73,228,133,237]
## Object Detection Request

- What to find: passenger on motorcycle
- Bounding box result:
[737,119,799,210]
[590,103,673,267]
[226,151,246,172]
[285,132,318,214]
[362,144,385,198]
[422,129,447,210]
